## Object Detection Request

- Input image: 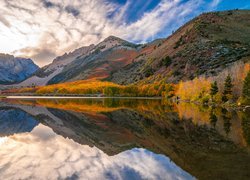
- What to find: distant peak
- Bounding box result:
[0,53,14,59]
[103,35,125,42]
[0,53,34,62]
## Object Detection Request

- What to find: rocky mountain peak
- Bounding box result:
[0,53,39,85]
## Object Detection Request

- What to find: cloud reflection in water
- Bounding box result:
[0,124,194,180]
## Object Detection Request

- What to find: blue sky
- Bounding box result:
[112,0,249,23]
[108,0,250,42]
[216,0,250,10]
[0,0,249,66]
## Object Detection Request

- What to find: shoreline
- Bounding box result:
[4,95,163,100]
[2,95,249,111]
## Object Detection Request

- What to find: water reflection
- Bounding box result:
[0,107,38,136]
[0,124,193,180]
[209,109,218,128]
[0,98,249,180]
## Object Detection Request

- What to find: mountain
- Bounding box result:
[47,36,140,84]
[13,36,140,87]
[3,10,249,88]
[0,54,39,84]
[48,10,250,85]
[16,45,95,86]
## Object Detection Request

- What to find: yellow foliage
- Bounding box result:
[176,77,211,101]
[176,62,250,102]
[16,79,175,97]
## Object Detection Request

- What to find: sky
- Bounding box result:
[0,0,249,67]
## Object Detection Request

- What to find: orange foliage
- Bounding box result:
[176,102,210,124]
[176,62,250,101]
[15,99,122,113]
[35,80,121,95]
[12,79,175,97]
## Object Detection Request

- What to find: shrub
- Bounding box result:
[174,35,184,49]
[162,56,172,67]
[144,68,154,77]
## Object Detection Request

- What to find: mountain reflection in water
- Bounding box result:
[0,98,249,180]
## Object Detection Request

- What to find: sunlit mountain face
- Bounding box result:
[0,98,249,179]
[0,0,248,66]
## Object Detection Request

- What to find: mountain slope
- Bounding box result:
[16,45,95,87]
[11,36,140,87]
[0,54,39,84]
[110,10,250,84]
[48,36,140,84]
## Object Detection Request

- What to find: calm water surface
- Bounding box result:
[0,98,249,180]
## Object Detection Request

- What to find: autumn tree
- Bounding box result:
[222,75,233,102]
[242,71,250,104]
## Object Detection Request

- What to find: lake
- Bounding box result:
[0,98,249,180]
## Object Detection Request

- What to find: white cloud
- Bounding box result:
[0,124,194,179]
[210,0,222,8]
[0,0,219,66]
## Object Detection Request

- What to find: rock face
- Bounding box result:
[0,54,39,84]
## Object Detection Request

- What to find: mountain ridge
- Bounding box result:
[1,10,249,88]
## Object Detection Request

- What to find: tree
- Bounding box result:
[210,81,218,99]
[222,75,233,102]
[242,71,250,104]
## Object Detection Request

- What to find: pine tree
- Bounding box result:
[242,71,250,103]
[210,81,218,97]
[222,75,233,102]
